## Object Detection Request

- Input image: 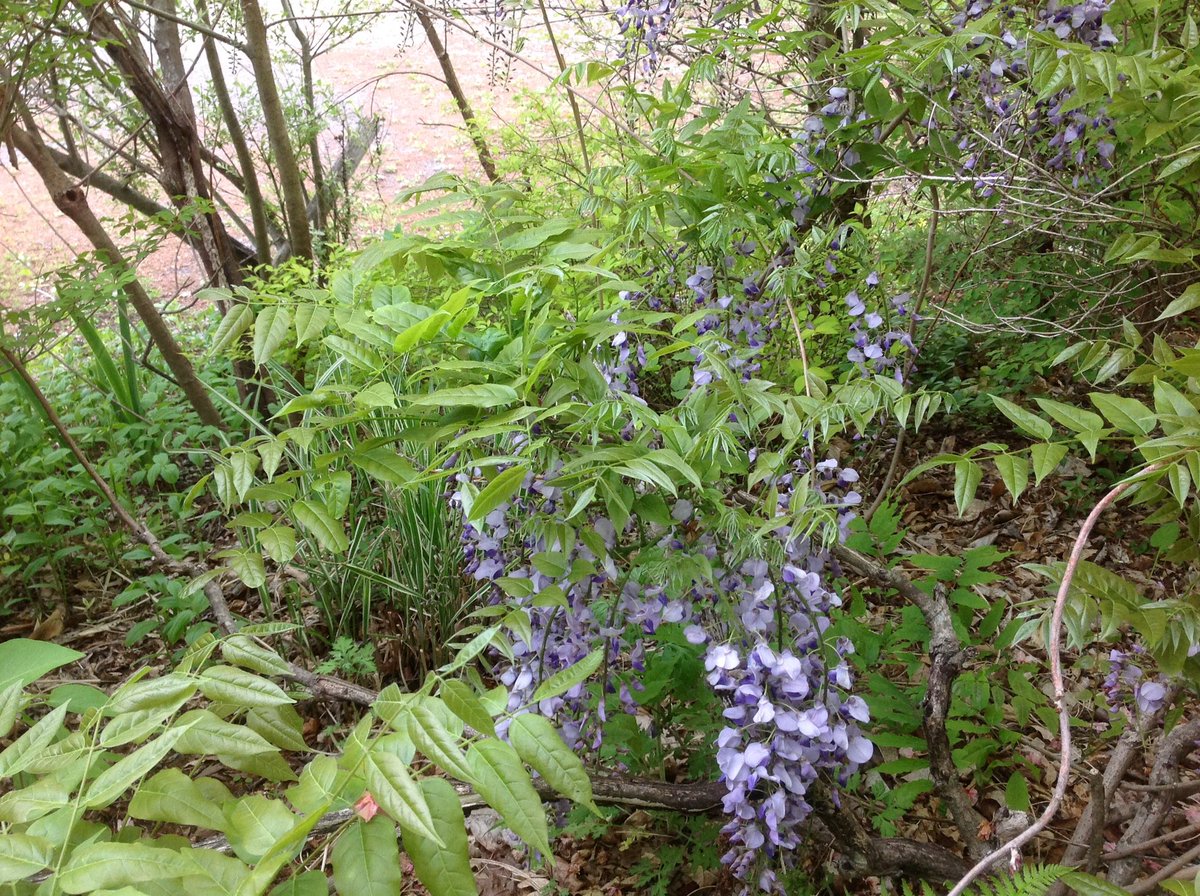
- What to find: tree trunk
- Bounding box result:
[413,4,501,184]
[238,0,314,264]
[196,0,272,266]
[280,0,328,248]
[9,121,226,431]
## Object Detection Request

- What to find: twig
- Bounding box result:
[1103,820,1200,863]
[945,462,1167,896]
[1126,841,1200,895]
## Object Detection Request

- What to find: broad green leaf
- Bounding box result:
[109,673,197,715]
[1089,393,1156,436]
[531,649,603,704]
[0,683,22,739]
[178,845,251,896]
[221,636,294,678]
[128,768,226,831]
[352,448,416,486]
[364,751,442,845]
[83,726,187,809]
[254,305,292,367]
[0,703,69,778]
[0,834,54,885]
[466,739,551,857]
[405,384,518,409]
[1032,398,1103,434]
[393,310,451,354]
[294,304,331,347]
[468,465,528,525]
[332,817,403,896]
[991,396,1053,440]
[269,871,328,896]
[1156,283,1200,320]
[439,680,496,738]
[0,639,84,692]
[1004,771,1031,813]
[402,777,479,896]
[245,704,309,753]
[952,459,983,518]
[508,713,597,811]
[257,526,298,565]
[1064,871,1142,896]
[500,219,574,251]
[293,500,350,553]
[217,548,267,590]
[615,457,677,496]
[209,304,254,356]
[405,702,475,784]
[199,665,293,709]
[0,775,72,824]
[225,795,299,863]
[59,843,191,893]
[353,382,397,410]
[285,757,344,816]
[993,454,1028,503]
[1031,443,1069,485]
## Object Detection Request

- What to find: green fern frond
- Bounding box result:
[897,865,1135,896]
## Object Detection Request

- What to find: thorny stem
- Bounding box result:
[945,460,1168,896]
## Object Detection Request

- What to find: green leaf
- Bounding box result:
[405,701,475,784]
[351,449,416,486]
[364,750,443,846]
[254,305,293,367]
[500,219,575,251]
[439,680,496,738]
[468,465,528,525]
[59,843,191,893]
[1004,772,1031,813]
[991,396,1053,440]
[293,500,350,553]
[402,777,479,896]
[128,768,227,831]
[294,304,331,347]
[0,775,72,824]
[109,672,198,715]
[405,384,518,409]
[1090,393,1157,435]
[257,526,298,565]
[393,310,451,354]
[0,683,22,739]
[210,304,254,357]
[0,703,69,778]
[269,870,328,896]
[953,459,983,517]
[245,705,309,753]
[1063,871,1140,896]
[508,713,597,811]
[466,739,551,857]
[221,636,293,678]
[218,548,267,590]
[1032,398,1104,434]
[0,834,54,885]
[83,726,187,809]
[1031,443,1069,485]
[199,665,293,709]
[332,817,403,896]
[993,454,1029,503]
[225,795,300,863]
[531,649,603,704]
[0,639,84,692]
[1156,283,1200,320]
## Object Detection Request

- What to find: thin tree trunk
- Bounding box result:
[196,0,272,265]
[9,122,226,431]
[280,0,328,246]
[238,0,314,264]
[413,4,501,184]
